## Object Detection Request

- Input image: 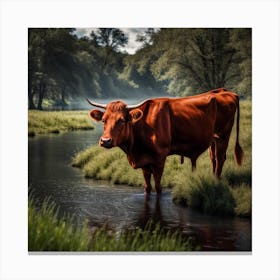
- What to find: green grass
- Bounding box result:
[72,101,252,217]
[72,146,144,186]
[28,197,195,251]
[28,110,94,136]
[172,174,236,215]
[28,197,91,251]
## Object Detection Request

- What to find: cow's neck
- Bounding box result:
[118,125,137,162]
[119,128,134,155]
[119,142,130,154]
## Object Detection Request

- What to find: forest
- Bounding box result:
[28,28,251,110]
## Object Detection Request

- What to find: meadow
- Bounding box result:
[28,110,94,136]
[73,101,252,217]
[28,196,195,251]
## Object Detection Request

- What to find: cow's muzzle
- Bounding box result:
[100,137,113,148]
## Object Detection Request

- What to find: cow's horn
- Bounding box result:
[126,99,150,110]
[86,98,107,109]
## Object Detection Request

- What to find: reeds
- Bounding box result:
[28,196,195,251]
[28,110,94,136]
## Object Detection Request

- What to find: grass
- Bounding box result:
[28,196,196,251]
[72,146,144,186]
[28,110,94,136]
[29,197,91,251]
[72,100,251,217]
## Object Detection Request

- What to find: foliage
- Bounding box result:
[90,28,128,52]
[28,28,79,109]
[28,28,251,110]
[28,110,93,136]
[73,101,251,217]
[123,28,251,98]
[29,196,195,251]
[28,28,132,110]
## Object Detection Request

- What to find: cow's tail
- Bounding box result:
[234,97,243,165]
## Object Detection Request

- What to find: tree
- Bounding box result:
[91,28,128,52]
[90,28,128,69]
[128,28,251,97]
[228,29,252,98]
[28,28,77,109]
[28,28,87,109]
[28,28,251,109]
[120,29,167,97]
[136,28,157,47]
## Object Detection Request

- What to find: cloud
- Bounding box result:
[75,28,97,38]
[74,28,147,54]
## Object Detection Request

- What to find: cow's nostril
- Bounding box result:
[100,137,112,147]
[101,137,112,143]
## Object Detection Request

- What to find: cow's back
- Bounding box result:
[168,95,217,158]
[204,89,239,137]
[186,88,239,138]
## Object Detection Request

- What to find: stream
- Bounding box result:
[28,126,251,251]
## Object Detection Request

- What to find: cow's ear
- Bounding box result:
[89,110,104,122]
[129,109,143,124]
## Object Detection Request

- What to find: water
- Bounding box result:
[28,126,251,251]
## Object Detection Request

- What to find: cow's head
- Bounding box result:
[87,99,144,148]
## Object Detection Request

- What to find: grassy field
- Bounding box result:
[73,101,252,217]
[28,197,195,251]
[28,110,94,136]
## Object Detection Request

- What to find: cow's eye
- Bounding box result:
[102,119,106,123]
[118,119,125,125]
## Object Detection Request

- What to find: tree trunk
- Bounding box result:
[61,85,67,107]
[28,88,36,109]
[59,85,68,110]
[28,77,36,109]
[37,82,46,110]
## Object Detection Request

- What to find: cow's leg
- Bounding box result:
[142,167,152,195]
[215,138,229,178]
[151,162,165,195]
[180,156,184,164]
[215,119,235,178]
[191,158,197,172]
[208,141,216,174]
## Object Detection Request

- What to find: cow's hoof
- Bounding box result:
[144,188,151,196]
[155,187,162,195]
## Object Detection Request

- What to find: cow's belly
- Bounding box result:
[169,137,211,158]
[127,146,169,169]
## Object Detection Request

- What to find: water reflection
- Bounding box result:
[137,195,163,228]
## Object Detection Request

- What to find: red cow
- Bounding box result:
[88,95,217,194]
[183,88,243,178]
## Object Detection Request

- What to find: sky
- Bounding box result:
[74,28,147,54]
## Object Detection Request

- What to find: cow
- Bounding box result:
[87,95,218,195]
[180,88,243,178]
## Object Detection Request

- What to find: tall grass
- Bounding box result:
[172,174,235,215]
[72,101,252,217]
[29,197,195,251]
[90,223,196,252]
[28,197,91,251]
[28,110,94,136]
